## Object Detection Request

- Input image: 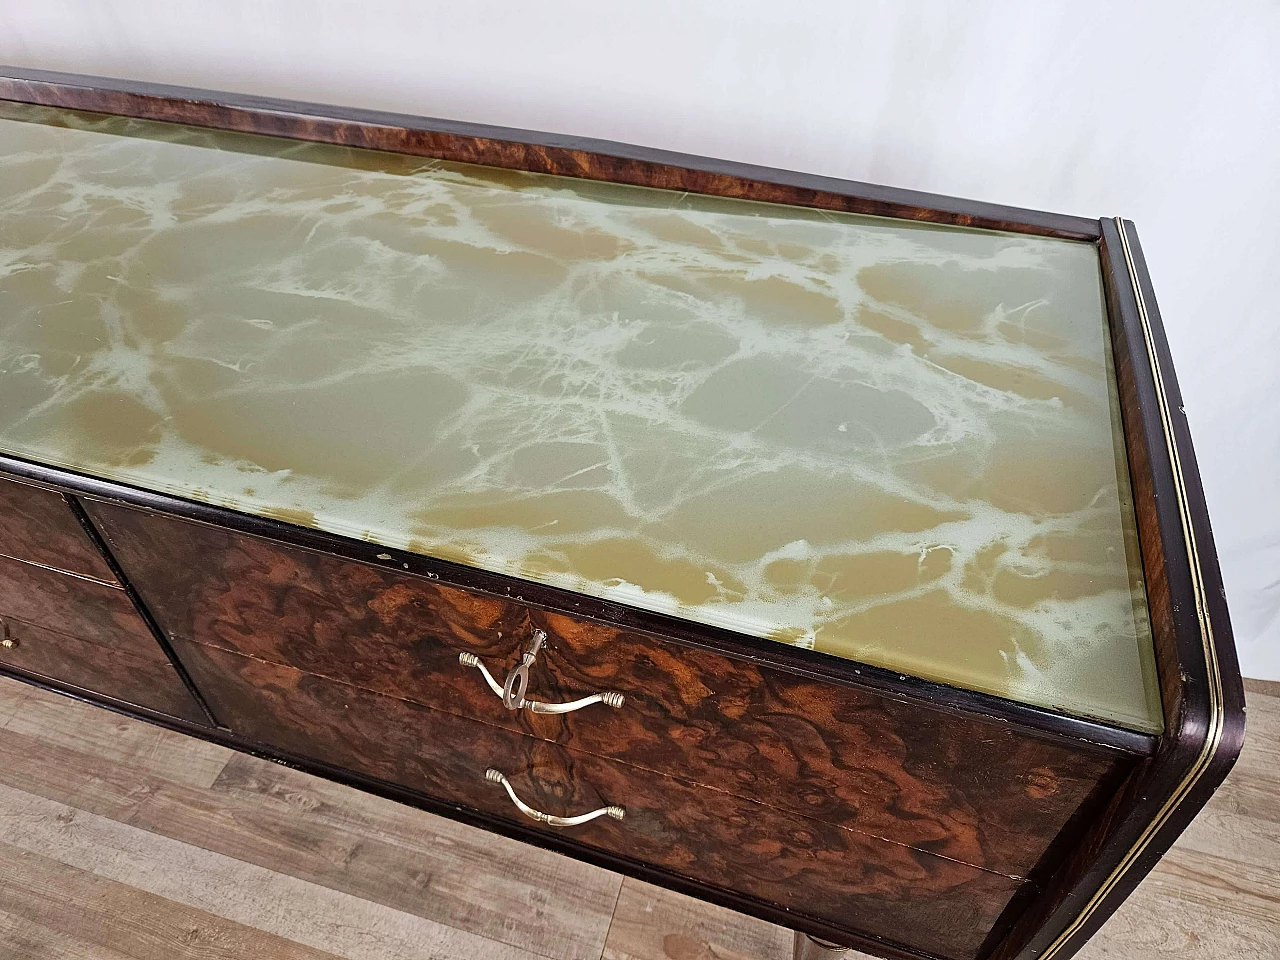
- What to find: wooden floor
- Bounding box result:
[0,676,1275,960]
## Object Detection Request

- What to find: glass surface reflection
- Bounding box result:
[0,103,1160,731]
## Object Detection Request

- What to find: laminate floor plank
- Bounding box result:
[0,676,32,728]
[209,752,621,960]
[0,680,230,789]
[0,780,558,960]
[1073,847,1280,959]
[0,842,346,960]
[1233,693,1280,780]
[602,878,823,960]
[0,907,139,960]
[1244,677,1280,698]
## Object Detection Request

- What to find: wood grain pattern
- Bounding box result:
[530,608,1124,887]
[174,639,1027,960]
[1098,223,1188,745]
[0,906,140,960]
[606,686,1280,960]
[0,67,1100,241]
[0,616,204,722]
[0,842,348,960]
[603,878,798,960]
[0,673,229,789]
[0,475,117,583]
[0,533,204,720]
[0,552,160,653]
[88,498,1128,880]
[0,786,551,960]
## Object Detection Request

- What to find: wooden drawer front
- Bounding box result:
[88,500,1125,878]
[0,475,117,582]
[0,552,165,656]
[0,614,204,721]
[174,639,1025,960]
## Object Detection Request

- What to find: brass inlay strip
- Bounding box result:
[0,551,122,589]
[1039,220,1226,958]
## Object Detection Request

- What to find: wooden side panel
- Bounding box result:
[0,615,205,721]
[175,638,1026,960]
[89,498,1129,880]
[0,475,117,582]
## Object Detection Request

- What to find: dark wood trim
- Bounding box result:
[0,661,949,960]
[0,65,1099,241]
[61,492,221,728]
[985,222,1245,960]
[0,453,1155,760]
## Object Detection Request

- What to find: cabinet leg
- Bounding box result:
[793,931,850,959]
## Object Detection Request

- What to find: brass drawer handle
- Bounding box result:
[459,630,624,715]
[0,618,17,649]
[484,768,624,826]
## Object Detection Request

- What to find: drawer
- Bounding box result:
[0,475,117,582]
[0,552,166,656]
[0,547,171,655]
[0,614,204,722]
[87,499,1126,878]
[174,638,1026,960]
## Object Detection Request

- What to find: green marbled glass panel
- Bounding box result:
[0,102,1161,731]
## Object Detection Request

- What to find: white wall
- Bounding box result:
[3,0,1277,679]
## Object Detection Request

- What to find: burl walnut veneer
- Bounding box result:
[86,498,1127,883]
[0,68,1244,960]
[0,477,206,722]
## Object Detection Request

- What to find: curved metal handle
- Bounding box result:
[0,618,16,649]
[458,631,624,715]
[484,768,624,826]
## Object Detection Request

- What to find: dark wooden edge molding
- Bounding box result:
[0,65,1100,240]
[987,222,1246,960]
[0,451,1155,760]
[0,662,945,960]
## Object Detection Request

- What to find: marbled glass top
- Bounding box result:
[0,103,1161,732]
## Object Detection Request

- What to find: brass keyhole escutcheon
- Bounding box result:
[502,630,545,709]
[459,627,624,715]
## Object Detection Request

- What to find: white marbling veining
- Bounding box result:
[0,104,1161,731]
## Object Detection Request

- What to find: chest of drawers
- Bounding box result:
[0,67,1244,960]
